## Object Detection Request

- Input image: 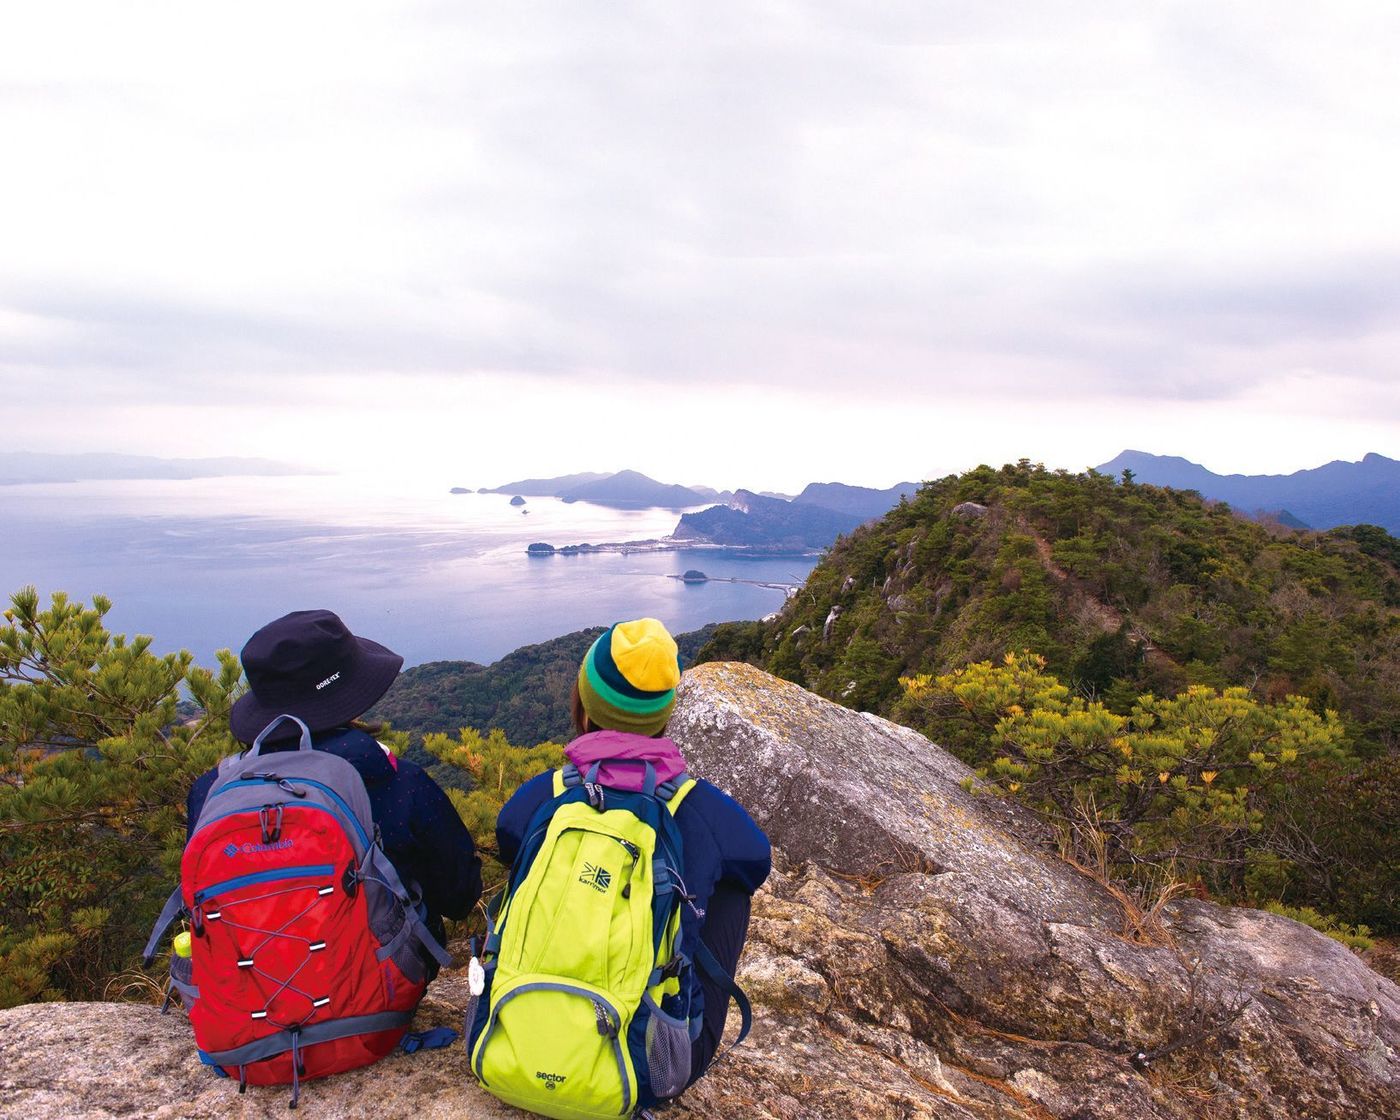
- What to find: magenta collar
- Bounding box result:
[565,729,687,791]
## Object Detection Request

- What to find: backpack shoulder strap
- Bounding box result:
[142,885,186,966]
[665,776,698,815]
[217,752,244,775]
[695,939,753,1050]
[552,768,568,797]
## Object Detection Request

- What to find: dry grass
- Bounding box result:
[824,837,943,893]
[102,966,166,1005]
[1054,794,1190,948]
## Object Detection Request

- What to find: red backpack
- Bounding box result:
[145,715,452,1107]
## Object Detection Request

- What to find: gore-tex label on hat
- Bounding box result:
[315,671,341,690]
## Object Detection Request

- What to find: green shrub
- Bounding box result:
[0,588,241,1006]
[1262,902,1373,952]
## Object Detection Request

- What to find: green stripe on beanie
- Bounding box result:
[583,656,675,714]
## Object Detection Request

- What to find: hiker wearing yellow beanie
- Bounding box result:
[490,617,772,1109]
[574,617,682,736]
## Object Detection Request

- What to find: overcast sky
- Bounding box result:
[3,2,1399,490]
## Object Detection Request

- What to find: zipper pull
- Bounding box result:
[619,839,641,899]
[594,1001,616,1038]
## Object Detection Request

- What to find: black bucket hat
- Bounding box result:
[228,609,404,743]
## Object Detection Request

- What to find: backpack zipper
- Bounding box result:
[211,778,371,848]
[194,863,336,905]
[191,803,359,852]
[473,979,632,1113]
[611,837,641,898]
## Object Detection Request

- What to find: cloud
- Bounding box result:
[2,2,1399,476]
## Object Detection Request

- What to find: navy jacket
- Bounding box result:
[187,727,482,945]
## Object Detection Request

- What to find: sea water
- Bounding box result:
[0,474,816,667]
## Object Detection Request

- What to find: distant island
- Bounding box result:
[520,537,809,558]
[483,453,1400,561]
[674,483,918,549]
[463,468,819,512]
[476,469,724,509]
[516,477,921,557]
[674,490,865,550]
[0,451,313,485]
[1095,450,1400,534]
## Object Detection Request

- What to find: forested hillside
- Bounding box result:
[701,461,1400,747]
[699,462,1399,933]
[370,623,720,745]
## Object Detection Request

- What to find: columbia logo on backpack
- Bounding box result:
[466,757,751,1120]
[143,714,453,1108]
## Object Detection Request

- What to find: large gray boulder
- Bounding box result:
[668,663,1400,1119]
[0,662,1395,1119]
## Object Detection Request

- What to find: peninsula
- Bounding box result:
[522,479,920,556]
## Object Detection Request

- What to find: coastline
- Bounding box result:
[525,536,823,559]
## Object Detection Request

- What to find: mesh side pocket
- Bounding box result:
[376,910,428,987]
[363,848,428,986]
[169,953,199,1008]
[644,998,692,1099]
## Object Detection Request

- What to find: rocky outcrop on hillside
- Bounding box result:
[670,664,1399,1118]
[2,663,1396,1119]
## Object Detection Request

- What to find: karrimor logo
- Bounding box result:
[578,863,612,893]
[224,839,295,857]
[535,1071,567,1091]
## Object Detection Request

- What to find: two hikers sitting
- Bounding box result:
[146,610,770,1117]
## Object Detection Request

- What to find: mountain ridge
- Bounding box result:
[701,461,1400,738]
[560,468,709,508]
[475,469,912,519]
[368,624,720,745]
[1095,449,1400,532]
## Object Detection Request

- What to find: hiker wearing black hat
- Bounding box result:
[186,609,482,964]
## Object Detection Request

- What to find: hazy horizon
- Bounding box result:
[0,475,811,666]
[4,4,1398,488]
[4,445,1397,497]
